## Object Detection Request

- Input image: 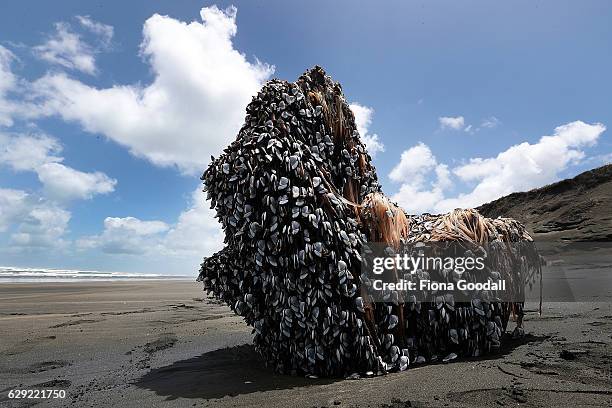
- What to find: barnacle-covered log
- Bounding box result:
[198,66,541,377]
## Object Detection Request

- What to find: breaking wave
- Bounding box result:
[0,266,191,282]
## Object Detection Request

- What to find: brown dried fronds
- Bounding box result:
[304,70,377,205]
[428,209,490,243]
[427,208,535,244]
[360,193,410,248]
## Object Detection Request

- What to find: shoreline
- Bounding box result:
[0,277,195,283]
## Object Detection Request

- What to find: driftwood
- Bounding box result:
[198,66,541,377]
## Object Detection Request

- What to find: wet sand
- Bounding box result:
[0,280,610,407]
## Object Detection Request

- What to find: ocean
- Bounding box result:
[0,266,193,282]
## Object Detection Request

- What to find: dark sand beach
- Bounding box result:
[0,280,611,408]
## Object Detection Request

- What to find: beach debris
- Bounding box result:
[198,66,541,377]
[442,352,457,363]
[559,350,575,360]
[559,349,587,360]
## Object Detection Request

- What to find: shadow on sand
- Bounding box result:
[134,344,337,400]
[135,334,546,401]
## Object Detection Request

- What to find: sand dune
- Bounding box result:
[478,164,612,242]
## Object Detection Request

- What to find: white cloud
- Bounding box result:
[390,121,606,214]
[33,22,98,74]
[393,182,445,215]
[439,115,501,133]
[0,132,114,248]
[31,6,274,174]
[0,47,16,94]
[163,188,224,256]
[438,121,605,210]
[434,163,452,190]
[79,186,223,257]
[0,45,18,127]
[0,46,47,126]
[10,205,71,249]
[0,6,252,267]
[389,142,436,183]
[76,16,114,47]
[78,216,169,255]
[439,116,465,130]
[480,116,500,129]
[104,217,169,235]
[0,188,29,232]
[0,188,71,249]
[350,103,384,157]
[389,143,451,213]
[0,133,62,171]
[37,163,116,201]
[1,18,114,126]
[0,132,116,201]
[79,187,223,258]
[32,16,112,75]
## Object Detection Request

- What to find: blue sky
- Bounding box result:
[0,1,610,274]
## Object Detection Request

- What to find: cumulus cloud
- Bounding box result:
[350,103,384,157]
[439,116,465,131]
[31,6,274,174]
[77,216,169,255]
[163,188,224,256]
[37,163,116,201]
[0,133,62,171]
[0,132,116,201]
[389,142,437,184]
[79,187,223,259]
[438,121,606,210]
[0,188,71,249]
[389,143,451,214]
[391,121,606,214]
[0,188,29,232]
[104,217,169,235]
[10,205,71,249]
[0,133,114,250]
[0,6,255,265]
[0,137,76,250]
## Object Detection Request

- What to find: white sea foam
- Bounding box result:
[0,266,191,282]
